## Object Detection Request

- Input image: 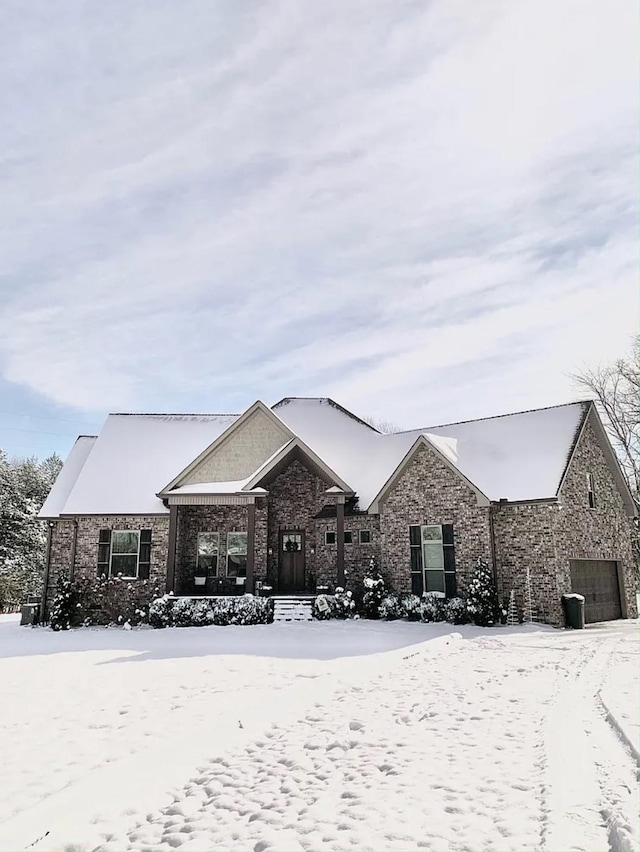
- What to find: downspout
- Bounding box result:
[41,521,54,623]
[69,519,79,582]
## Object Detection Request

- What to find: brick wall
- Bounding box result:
[492,503,563,624]
[314,514,381,590]
[380,443,492,594]
[265,459,333,590]
[556,415,637,618]
[45,515,169,617]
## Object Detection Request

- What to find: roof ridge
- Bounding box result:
[109,412,240,417]
[273,397,380,432]
[398,399,593,433]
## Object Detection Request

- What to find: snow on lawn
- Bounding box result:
[0,616,638,852]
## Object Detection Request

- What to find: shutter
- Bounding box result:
[138,529,152,580]
[409,525,423,594]
[442,524,456,597]
[97,529,111,577]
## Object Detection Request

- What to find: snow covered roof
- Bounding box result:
[39,436,97,518]
[43,398,591,518]
[401,401,589,503]
[43,414,238,517]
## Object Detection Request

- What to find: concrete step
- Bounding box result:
[272,596,314,622]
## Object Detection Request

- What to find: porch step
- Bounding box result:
[272,596,314,622]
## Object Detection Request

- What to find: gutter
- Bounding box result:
[40,522,54,623]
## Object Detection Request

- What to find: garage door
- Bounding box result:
[569,559,622,623]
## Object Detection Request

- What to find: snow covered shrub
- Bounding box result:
[444,596,469,625]
[148,594,173,628]
[379,594,403,620]
[361,562,386,619]
[49,573,79,631]
[466,558,500,626]
[148,594,273,628]
[399,593,422,621]
[420,592,446,622]
[313,589,355,620]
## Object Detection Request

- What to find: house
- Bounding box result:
[39,397,638,626]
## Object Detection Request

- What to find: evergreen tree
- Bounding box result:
[0,451,63,609]
[466,558,500,627]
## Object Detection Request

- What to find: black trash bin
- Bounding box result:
[562,593,585,629]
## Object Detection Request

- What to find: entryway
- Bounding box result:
[278,530,306,592]
[569,559,623,623]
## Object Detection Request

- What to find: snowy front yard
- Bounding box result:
[0,616,638,852]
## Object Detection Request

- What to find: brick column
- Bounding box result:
[246,503,256,593]
[166,505,178,593]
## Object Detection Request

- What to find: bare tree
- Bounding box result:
[571,337,639,512]
[362,415,402,434]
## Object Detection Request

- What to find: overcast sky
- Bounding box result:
[0,0,637,460]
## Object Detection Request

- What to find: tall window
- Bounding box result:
[111,530,140,578]
[227,532,248,577]
[197,532,219,575]
[587,473,596,509]
[409,524,456,597]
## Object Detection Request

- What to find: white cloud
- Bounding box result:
[0,0,637,424]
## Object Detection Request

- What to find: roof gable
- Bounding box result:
[38,436,97,519]
[160,401,293,494]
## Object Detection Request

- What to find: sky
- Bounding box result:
[0,0,637,461]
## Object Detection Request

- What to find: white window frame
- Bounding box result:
[421,525,445,595]
[324,530,336,546]
[196,531,220,575]
[359,529,371,544]
[587,473,596,509]
[110,529,141,579]
[226,531,248,578]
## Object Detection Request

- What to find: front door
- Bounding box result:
[279,531,306,592]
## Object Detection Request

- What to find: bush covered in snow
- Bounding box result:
[148,594,274,628]
[361,563,387,619]
[420,592,447,622]
[379,594,404,620]
[313,588,355,620]
[48,573,164,628]
[444,596,469,624]
[49,573,80,631]
[466,558,500,626]
[399,593,422,621]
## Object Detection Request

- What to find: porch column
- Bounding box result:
[246,502,256,593]
[336,500,345,587]
[166,505,178,593]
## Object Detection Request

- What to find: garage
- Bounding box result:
[569,559,623,623]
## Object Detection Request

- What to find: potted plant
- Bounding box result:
[194,567,207,589]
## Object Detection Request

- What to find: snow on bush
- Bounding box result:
[420,592,446,623]
[313,588,355,620]
[399,593,422,621]
[466,558,500,626]
[148,594,274,628]
[49,573,164,629]
[444,596,469,625]
[361,562,386,619]
[379,594,404,620]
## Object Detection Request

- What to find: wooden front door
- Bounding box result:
[569,559,623,623]
[279,531,306,592]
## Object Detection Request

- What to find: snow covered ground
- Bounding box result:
[0,615,637,852]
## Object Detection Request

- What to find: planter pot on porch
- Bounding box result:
[194,576,207,588]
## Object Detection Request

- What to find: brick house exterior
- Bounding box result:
[40,397,638,626]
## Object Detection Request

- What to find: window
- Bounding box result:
[325,531,336,545]
[98,529,151,579]
[587,473,596,509]
[197,532,219,575]
[226,532,248,577]
[343,530,353,544]
[409,524,456,597]
[111,530,140,578]
[359,530,371,544]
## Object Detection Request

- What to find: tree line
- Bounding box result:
[0,451,63,610]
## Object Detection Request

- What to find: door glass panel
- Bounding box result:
[283,533,302,552]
